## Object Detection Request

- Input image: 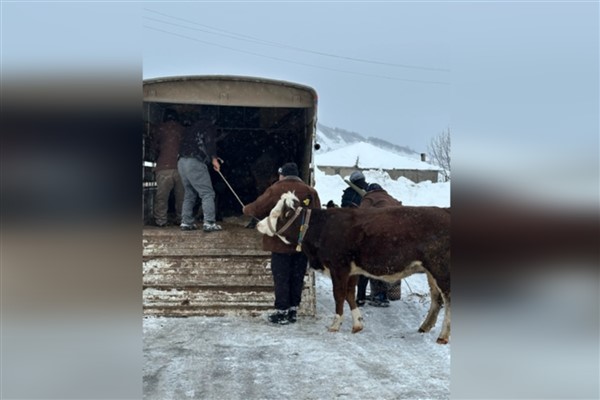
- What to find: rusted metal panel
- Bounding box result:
[143,272,315,317]
[143,222,317,317]
[144,247,269,257]
[143,227,268,256]
[143,286,274,307]
[143,256,271,273]
[143,258,275,286]
[143,306,270,318]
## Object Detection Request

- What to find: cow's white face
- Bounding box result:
[256,200,283,237]
[256,192,299,244]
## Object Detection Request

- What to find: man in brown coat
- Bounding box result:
[152,109,185,227]
[360,183,402,208]
[243,162,321,325]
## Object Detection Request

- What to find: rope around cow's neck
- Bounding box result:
[265,206,312,251]
[266,206,302,236]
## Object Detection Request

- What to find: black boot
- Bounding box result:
[268,310,290,325]
[369,292,390,307]
[287,308,297,323]
[357,276,368,306]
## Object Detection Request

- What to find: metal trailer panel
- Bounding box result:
[143,75,317,108]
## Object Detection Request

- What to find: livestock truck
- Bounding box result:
[142,75,319,317]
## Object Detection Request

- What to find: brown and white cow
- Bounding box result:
[257,192,451,344]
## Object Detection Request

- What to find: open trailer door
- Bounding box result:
[143,75,318,222]
[142,75,319,317]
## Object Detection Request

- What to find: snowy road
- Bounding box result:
[143,272,450,400]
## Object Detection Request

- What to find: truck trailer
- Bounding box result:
[142,75,319,317]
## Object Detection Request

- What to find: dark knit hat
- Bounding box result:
[367,183,383,192]
[278,162,299,177]
[349,171,365,183]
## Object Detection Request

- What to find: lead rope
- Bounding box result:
[295,208,312,252]
[216,169,245,208]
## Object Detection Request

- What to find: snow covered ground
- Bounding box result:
[143,149,451,399]
[144,272,450,400]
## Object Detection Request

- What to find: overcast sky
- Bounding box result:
[2,1,598,190]
[143,2,452,152]
[140,2,598,154]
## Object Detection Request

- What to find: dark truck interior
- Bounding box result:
[143,102,314,225]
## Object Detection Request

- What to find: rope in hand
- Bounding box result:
[214,162,259,224]
[216,169,245,208]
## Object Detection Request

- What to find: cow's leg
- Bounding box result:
[436,290,451,344]
[419,272,443,333]
[328,269,349,332]
[345,275,364,333]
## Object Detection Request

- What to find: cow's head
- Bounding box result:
[256,192,302,244]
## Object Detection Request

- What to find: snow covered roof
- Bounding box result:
[315,142,438,170]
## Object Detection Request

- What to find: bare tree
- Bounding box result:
[428,128,451,181]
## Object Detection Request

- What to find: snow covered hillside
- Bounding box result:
[316,123,420,157]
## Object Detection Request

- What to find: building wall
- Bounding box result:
[317,166,439,183]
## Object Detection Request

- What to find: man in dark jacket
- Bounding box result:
[341,171,368,208]
[340,171,373,306]
[178,113,223,232]
[243,162,321,325]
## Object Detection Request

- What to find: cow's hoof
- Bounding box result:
[328,327,339,332]
[351,326,363,334]
[436,337,449,344]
